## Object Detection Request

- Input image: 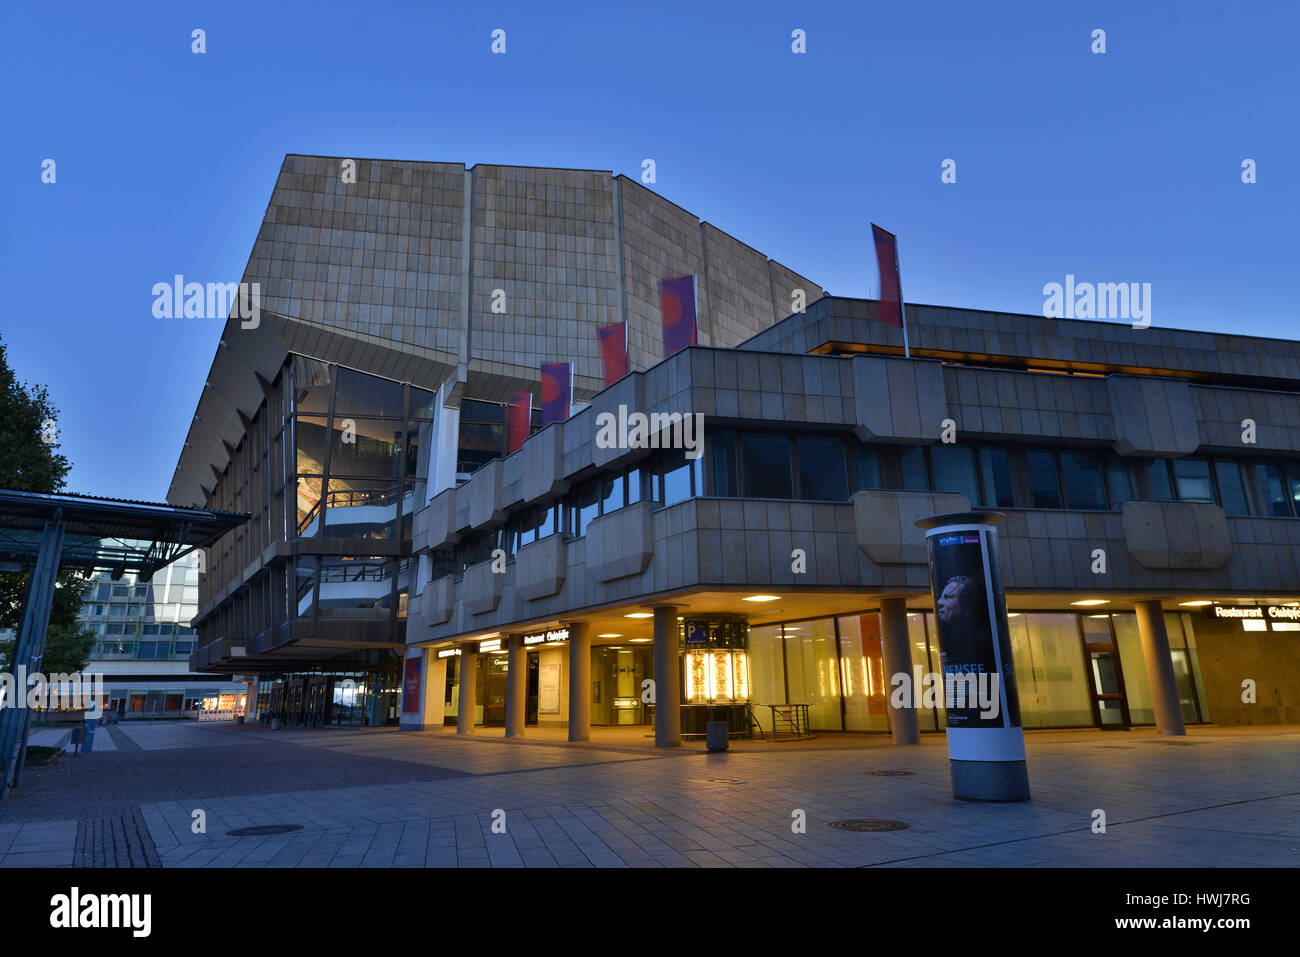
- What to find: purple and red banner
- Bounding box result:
[506,390,531,454]
[540,362,571,426]
[401,657,422,714]
[871,224,904,328]
[659,274,698,357]
[597,321,629,386]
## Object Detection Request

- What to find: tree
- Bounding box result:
[0,333,92,672]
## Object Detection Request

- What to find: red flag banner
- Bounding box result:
[597,322,629,386]
[659,275,698,357]
[871,224,904,328]
[506,390,531,454]
[540,362,571,426]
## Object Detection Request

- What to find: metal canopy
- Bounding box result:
[0,488,247,579]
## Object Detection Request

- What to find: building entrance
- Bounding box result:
[592,645,652,725]
[1081,615,1131,728]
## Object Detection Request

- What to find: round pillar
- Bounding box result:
[504,635,526,738]
[567,623,591,741]
[653,606,681,748]
[879,597,920,745]
[1134,600,1186,736]
[456,647,478,735]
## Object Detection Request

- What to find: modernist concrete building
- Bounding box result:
[176,155,1300,740]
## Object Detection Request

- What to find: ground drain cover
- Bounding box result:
[866,769,915,776]
[829,819,910,832]
[227,824,304,837]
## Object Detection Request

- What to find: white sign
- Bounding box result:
[539,663,561,714]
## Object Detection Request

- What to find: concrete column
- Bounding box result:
[880,597,920,745]
[1134,600,1186,736]
[456,647,478,734]
[653,606,681,748]
[567,623,591,741]
[505,635,527,738]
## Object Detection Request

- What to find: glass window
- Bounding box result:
[537,503,556,540]
[409,387,437,420]
[1112,614,1154,724]
[1285,464,1300,516]
[1214,461,1250,515]
[796,436,848,502]
[626,468,643,506]
[782,619,841,731]
[1148,460,1175,501]
[111,585,128,598]
[899,446,928,491]
[1060,450,1107,510]
[1026,450,1061,508]
[746,625,786,735]
[979,447,1015,508]
[741,434,793,499]
[1172,458,1215,503]
[571,480,599,537]
[930,445,979,503]
[850,440,880,491]
[600,474,624,515]
[1105,453,1133,506]
[708,430,739,497]
[292,357,332,415]
[295,414,329,476]
[328,417,402,479]
[109,604,126,618]
[333,367,405,417]
[657,448,694,506]
[1007,613,1094,727]
[1255,463,1290,517]
[96,583,110,601]
[837,614,888,731]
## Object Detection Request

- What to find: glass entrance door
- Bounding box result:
[1080,616,1130,728]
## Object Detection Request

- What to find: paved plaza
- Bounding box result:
[1,722,1297,868]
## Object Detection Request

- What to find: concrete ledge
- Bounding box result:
[520,423,568,503]
[463,559,503,615]
[1108,376,1200,457]
[466,459,506,530]
[515,534,567,600]
[854,489,971,564]
[424,575,455,625]
[1121,500,1232,569]
[852,355,949,443]
[586,501,655,581]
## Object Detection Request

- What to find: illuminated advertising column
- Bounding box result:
[915,511,1030,801]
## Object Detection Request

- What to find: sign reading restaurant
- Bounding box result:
[523,628,570,646]
[1204,604,1300,622]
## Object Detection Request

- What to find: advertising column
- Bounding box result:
[915,511,1030,801]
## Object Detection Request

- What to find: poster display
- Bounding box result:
[539,663,561,714]
[919,511,1030,801]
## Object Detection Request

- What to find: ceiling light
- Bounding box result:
[1179,601,1212,607]
[624,613,653,619]
[743,595,781,602]
[629,638,651,643]
[1071,600,1109,606]
[597,633,622,638]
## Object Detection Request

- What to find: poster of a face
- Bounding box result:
[925,529,1021,729]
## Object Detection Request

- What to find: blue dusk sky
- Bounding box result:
[1,0,1296,500]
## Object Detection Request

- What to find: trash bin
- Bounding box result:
[706,721,729,752]
[235,715,245,725]
[83,718,97,752]
[70,726,86,754]
[270,717,281,730]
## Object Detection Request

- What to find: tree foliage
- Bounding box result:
[0,333,93,673]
